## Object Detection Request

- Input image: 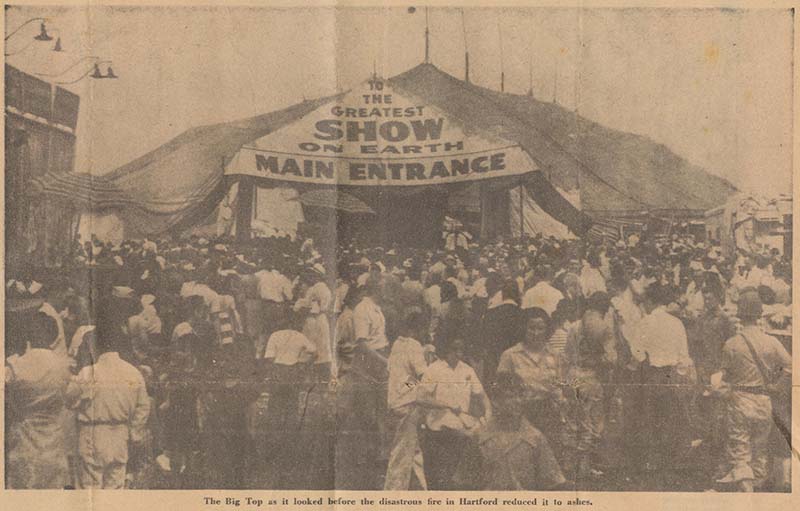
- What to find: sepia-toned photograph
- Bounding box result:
[3,3,794,496]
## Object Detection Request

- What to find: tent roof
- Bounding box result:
[38,63,736,236]
[388,64,738,212]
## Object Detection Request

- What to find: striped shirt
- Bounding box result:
[547,328,569,356]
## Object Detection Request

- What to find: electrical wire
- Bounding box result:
[4,37,37,56]
[53,61,110,85]
[32,56,100,78]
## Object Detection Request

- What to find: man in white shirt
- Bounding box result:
[73,306,150,489]
[263,327,317,366]
[743,255,771,290]
[626,282,694,482]
[417,337,491,490]
[384,309,429,490]
[302,277,332,314]
[180,268,220,309]
[353,284,389,353]
[629,283,693,372]
[254,261,294,358]
[611,280,643,347]
[262,314,318,437]
[521,265,564,316]
[5,311,80,489]
[255,265,294,304]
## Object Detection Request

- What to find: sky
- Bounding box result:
[5,5,794,197]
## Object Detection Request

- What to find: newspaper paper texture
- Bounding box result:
[2,2,798,511]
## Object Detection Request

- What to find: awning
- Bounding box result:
[291,189,375,214]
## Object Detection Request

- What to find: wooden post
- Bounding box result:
[235,176,255,243]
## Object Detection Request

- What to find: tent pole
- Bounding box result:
[480,184,489,241]
[235,177,255,243]
[461,8,469,82]
[519,183,524,238]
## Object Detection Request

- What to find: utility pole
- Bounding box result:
[424,7,430,63]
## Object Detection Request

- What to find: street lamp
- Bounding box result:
[56,60,116,84]
[5,17,49,41]
[4,18,64,55]
[50,30,63,52]
[90,62,117,79]
[33,21,53,41]
[90,63,105,79]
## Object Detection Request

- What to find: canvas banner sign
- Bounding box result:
[224,78,537,185]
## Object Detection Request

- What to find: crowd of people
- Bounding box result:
[5,224,793,491]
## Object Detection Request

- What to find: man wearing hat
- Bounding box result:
[715,288,791,492]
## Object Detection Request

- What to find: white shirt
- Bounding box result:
[423,285,443,337]
[129,305,162,336]
[521,282,564,315]
[298,281,332,314]
[744,266,770,289]
[629,306,692,370]
[303,314,332,365]
[401,279,424,295]
[353,296,388,351]
[580,265,607,297]
[356,272,371,288]
[429,261,447,277]
[334,282,349,314]
[39,302,67,355]
[263,329,317,365]
[69,325,96,358]
[444,231,472,251]
[611,287,642,343]
[180,281,219,308]
[171,322,195,343]
[423,285,442,312]
[420,359,484,431]
[74,352,150,442]
[387,336,428,410]
[447,276,468,299]
[255,270,293,303]
[470,277,488,299]
[487,290,504,310]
